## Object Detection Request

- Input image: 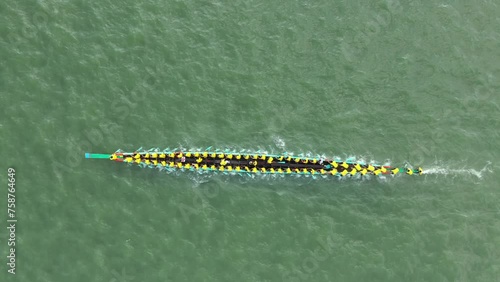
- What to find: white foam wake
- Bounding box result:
[422,162,492,179]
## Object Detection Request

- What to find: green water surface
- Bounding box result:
[1,0,499,281]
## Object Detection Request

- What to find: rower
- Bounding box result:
[331,169,338,175]
[177,163,182,168]
[210,165,216,170]
[361,169,368,175]
[286,168,292,174]
[331,161,339,168]
[253,154,258,159]
[302,168,308,174]
[367,164,375,171]
[406,168,413,175]
[391,168,399,174]
[220,159,227,166]
[311,159,317,164]
[135,158,141,164]
[341,162,349,169]
[125,157,133,163]
[186,152,192,157]
[110,154,118,160]
[277,156,284,161]
[194,152,200,157]
[169,162,175,167]
[252,167,258,173]
[145,153,150,158]
[270,168,275,173]
[260,155,266,160]
[380,167,387,173]
[218,153,224,158]
[211,153,216,158]
[152,160,158,165]
[341,170,348,176]
[350,168,357,176]
[373,169,381,175]
[294,158,301,162]
[202,152,208,158]
[354,163,362,171]
[261,168,266,173]
[159,153,166,159]
[177,152,183,158]
[202,164,208,170]
[320,169,326,174]
[194,164,199,169]
[310,169,315,175]
[277,168,283,173]
[267,157,274,164]
[219,166,225,171]
[236,155,241,160]
[227,166,233,171]
[286,156,292,161]
[152,153,158,159]
[196,157,203,163]
[134,154,141,159]
[184,163,191,169]
[244,155,250,160]
[161,161,167,166]
[145,159,150,165]
[227,154,233,159]
[235,166,241,172]
[418,167,423,175]
[168,153,175,158]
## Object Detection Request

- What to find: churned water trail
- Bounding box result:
[422,161,492,179]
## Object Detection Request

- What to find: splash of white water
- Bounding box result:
[273,136,286,149]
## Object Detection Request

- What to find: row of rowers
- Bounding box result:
[114,152,333,164]
[110,153,417,175]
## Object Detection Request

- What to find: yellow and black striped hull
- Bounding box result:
[86,150,422,176]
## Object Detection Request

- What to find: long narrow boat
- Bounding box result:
[85,148,423,177]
